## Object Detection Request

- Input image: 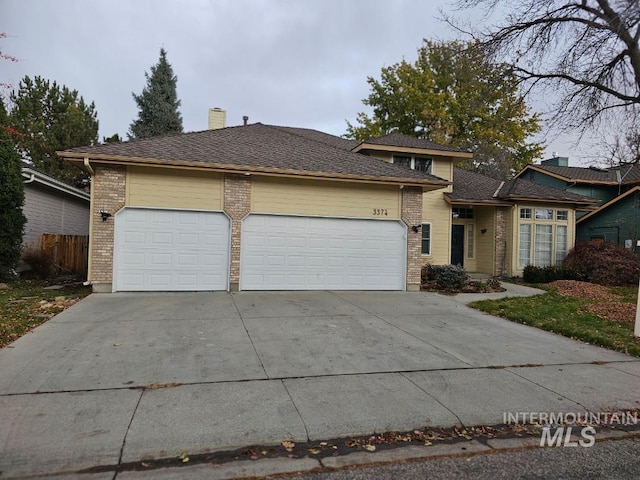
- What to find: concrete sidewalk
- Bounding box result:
[0,289,638,478]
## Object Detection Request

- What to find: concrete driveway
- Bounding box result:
[1,290,639,477]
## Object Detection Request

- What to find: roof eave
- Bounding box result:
[517,165,618,185]
[444,194,513,207]
[500,194,597,206]
[353,142,473,159]
[59,152,451,189]
[21,167,90,201]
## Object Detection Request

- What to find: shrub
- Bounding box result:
[523,265,584,284]
[432,264,469,290]
[486,277,502,290]
[563,240,640,286]
[21,247,54,279]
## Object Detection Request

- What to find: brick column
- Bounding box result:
[90,165,126,292]
[494,207,508,277]
[223,174,251,291]
[401,187,423,291]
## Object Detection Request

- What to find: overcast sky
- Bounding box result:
[3,0,578,162]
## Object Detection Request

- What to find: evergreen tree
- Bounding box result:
[9,75,99,186]
[129,48,183,139]
[0,98,26,279]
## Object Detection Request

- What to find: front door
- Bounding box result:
[451,224,464,266]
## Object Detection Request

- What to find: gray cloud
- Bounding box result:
[3,0,574,159]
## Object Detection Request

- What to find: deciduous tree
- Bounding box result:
[9,76,99,185]
[346,40,542,179]
[129,48,183,139]
[449,0,640,133]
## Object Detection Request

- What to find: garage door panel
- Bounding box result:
[115,209,229,291]
[241,215,405,290]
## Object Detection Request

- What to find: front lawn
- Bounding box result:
[0,280,91,348]
[470,281,640,357]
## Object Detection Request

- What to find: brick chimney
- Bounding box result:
[208,108,226,130]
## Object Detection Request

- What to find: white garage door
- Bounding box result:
[241,214,406,290]
[114,208,230,291]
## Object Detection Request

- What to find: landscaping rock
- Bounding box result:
[0,283,8,290]
[54,296,66,302]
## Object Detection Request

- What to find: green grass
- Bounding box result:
[0,280,91,348]
[470,289,640,357]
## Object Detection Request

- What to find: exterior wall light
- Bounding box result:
[100,210,112,222]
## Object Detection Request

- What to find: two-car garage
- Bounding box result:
[113,209,406,292]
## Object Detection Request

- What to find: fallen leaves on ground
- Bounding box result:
[548,280,636,324]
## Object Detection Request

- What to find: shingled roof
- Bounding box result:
[59,123,449,186]
[360,133,471,154]
[449,168,596,205]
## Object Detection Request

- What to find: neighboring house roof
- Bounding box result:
[516,163,640,185]
[22,167,90,202]
[576,186,640,224]
[59,123,450,188]
[358,133,471,154]
[448,167,596,206]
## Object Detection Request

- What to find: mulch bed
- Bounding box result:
[548,280,636,324]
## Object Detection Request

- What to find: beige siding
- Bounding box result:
[421,190,450,265]
[474,207,496,274]
[431,159,453,182]
[251,177,401,218]
[127,166,223,210]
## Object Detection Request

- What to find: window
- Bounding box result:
[518,224,532,267]
[414,157,432,172]
[392,155,432,173]
[467,224,474,258]
[556,210,568,221]
[421,223,431,255]
[452,208,473,219]
[534,225,553,266]
[556,225,568,264]
[535,208,553,220]
[392,155,411,168]
[520,208,532,219]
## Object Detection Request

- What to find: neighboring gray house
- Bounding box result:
[21,167,90,247]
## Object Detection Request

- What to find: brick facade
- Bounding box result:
[494,207,508,276]
[401,187,423,291]
[223,174,251,291]
[90,165,126,291]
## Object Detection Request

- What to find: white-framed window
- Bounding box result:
[467,224,474,258]
[518,207,571,268]
[393,155,432,174]
[556,225,568,264]
[518,224,532,267]
[534,224,553,266]
[421,223,432,255]
[535,208,554,220]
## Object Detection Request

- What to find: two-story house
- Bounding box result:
[58,124,593,292]
[516,156,640,248]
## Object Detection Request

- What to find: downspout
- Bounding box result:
[23,173,36,184]
[84,157,94,286]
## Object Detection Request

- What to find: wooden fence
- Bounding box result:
[40,234,89,275]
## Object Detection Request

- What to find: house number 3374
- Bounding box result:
[373,208,388,216]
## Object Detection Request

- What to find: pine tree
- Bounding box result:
[9,75,99,186]
[129,48,183,139]
[0,98,26,279]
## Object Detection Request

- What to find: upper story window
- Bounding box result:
[452,208,473,219]
[392,155,432,174]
